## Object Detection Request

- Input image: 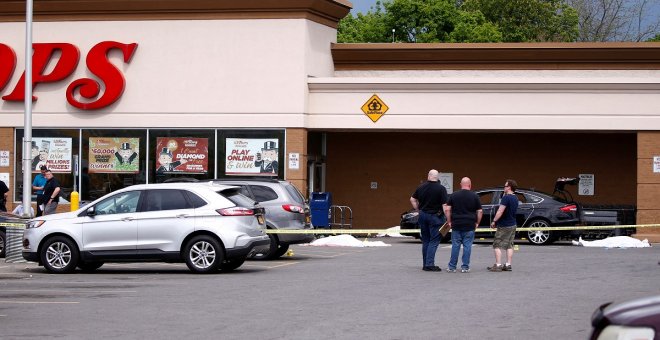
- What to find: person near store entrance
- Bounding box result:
[42,170,61,216]
[32,165,48,216]
[445,177,483,273]
[0,178,8,212]
[488,179,519,272]
[410,169,448,272]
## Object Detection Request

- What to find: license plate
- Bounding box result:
[257,215,265,225]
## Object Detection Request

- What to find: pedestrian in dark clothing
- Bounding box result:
[0,179,9,212]
[445,177,483,273]
[488,179,519,272]
[42,170,61,215]
[32,165,48,216]
[410,169,448,272]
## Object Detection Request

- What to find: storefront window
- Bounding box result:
[15,129,79,203]
[13,128,284,204]
[149,129,216,183]
[219,130,285,179]
[82,129,147,201]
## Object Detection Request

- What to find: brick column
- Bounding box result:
[285,128,308,197]
[635,132,660,242]
[0,127,15,212]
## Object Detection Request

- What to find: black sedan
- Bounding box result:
[401,179,631,245]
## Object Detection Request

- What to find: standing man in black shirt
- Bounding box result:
[445,177,483,273]
[410,169,448,272]
[42,170,61,215]
[0,179,8,212]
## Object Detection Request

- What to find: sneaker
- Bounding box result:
[487,264,503,272]
[446,268,457,273]
[461,268,470,273]
[423,266,442,272]
[502,264,512,271]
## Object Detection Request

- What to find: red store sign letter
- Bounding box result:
[0,41,137,110]
[67,41,138,110]
[0,43,17,92]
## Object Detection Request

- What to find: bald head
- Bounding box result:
[427,169,439,181]
[460,177,472,189]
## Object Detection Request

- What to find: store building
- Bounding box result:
[0,0,659,240]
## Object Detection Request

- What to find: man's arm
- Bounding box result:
[476,209,483,228]
[490,205,506,228]
[410,196,419,210]
[445,205,452,227]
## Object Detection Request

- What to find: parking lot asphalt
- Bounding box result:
[1,237,659,340]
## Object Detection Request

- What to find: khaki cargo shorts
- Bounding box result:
[493,226,516,249]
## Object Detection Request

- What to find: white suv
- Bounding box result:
[22,182,269,273]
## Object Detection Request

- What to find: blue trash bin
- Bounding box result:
[310,192,332,228]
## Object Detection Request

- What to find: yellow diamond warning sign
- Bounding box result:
[361,94,389,123]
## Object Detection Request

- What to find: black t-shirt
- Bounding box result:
[447,189,482,230]
[43,177,61,202]
[0,181,8,206]
[412,181,448,215]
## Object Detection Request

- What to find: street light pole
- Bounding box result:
[22,0,33,217]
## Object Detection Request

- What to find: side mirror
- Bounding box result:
[86,206,96,216]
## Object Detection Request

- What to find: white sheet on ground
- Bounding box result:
[376,226,412,238]
[572,236,651,248]
[306,235,391,247]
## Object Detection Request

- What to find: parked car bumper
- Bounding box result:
[226,236,270,259]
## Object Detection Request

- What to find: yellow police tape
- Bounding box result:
[0,222,27,228]
[266,224,660,234]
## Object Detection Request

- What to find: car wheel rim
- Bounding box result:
[46,242,72,269]
[190,241,216,269]
[528,221,550,244]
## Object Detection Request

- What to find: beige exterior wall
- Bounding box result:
[308,71,660,131]
[0,19,336,129]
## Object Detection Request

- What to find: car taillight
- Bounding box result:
[560,204,577,213]
[216,207,255,216]
[282,204,304,213]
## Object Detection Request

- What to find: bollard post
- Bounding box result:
[70,190,79,211]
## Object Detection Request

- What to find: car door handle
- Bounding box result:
[176,214,188,218]
[121,217,134,221]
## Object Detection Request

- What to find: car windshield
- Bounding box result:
[284,183,305,204]
[219,188,256,207]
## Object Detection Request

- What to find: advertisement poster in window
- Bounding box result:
[88,137,140,174]
[30,137,72,173]
[155,137,208,174]
[225,138,279,176]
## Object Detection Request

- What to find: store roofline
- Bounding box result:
[0,0,352,28]
[332,42,660,70]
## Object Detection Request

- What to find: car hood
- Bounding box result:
[599,295,660,328]
[33,211,81,222]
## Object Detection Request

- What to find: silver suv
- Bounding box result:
[211,179,314,259]
[22,182,269,273]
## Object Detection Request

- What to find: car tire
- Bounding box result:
[273,244,290,258]
[184,235,223,273]
[252,233,279,261]
[220,257,246,272]
[0,229,5,258]
[77,261,104,272]
[526,219,555,245]
[40,236,80,273]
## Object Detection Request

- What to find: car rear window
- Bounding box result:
[219,188,256,207]
[284,183,305,204]
[250,185,279,202]
[185,191,208,208]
